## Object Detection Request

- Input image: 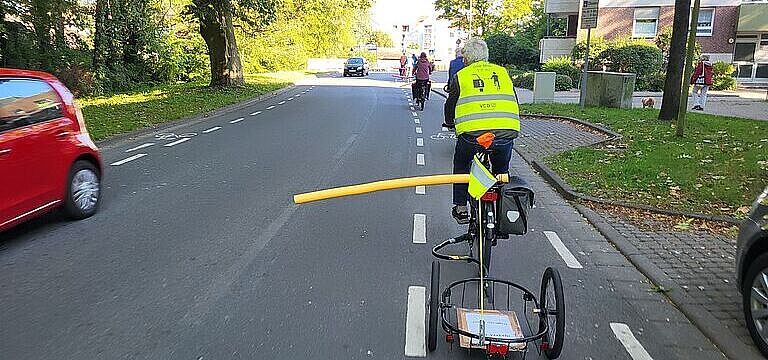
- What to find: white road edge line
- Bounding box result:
[110,153,147,166]
[414,118,420,124]
[287,97,293,101]
[229,117,244,124]
[415,127,422,134]
[416,153,425,166]
[543,231,583,269]
[404,286,427,357]
[412,111,418,116]
[250,111,262,116]
[202,126,222,134]
[125,143,154,152]
[416,138,424,147]
[164,138,191,147]
[267,105,276,110]
[610,323,654,360]
[415,186,426,195]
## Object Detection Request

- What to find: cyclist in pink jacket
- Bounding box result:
[412,52,434,100]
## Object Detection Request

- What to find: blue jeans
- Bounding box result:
[452,134,514,206]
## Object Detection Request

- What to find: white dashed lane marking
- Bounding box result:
[412,111,418,116]
[416,138,423,147]
[404,286,427,357]
[414,118,420,124]
[250,111,262,116]
[202,126,222,134]
[125,143,154,152]
[415,127,422,134]
[416,153,425,166]
[278,101,286,105]
[267,106,276,110]
[610,323,654,360]
[412,214,426,244]
[110,153,147,166]
[415,186,426,195]
[229,117,244,124]
[164,138,191,147]
[543,231,583,269]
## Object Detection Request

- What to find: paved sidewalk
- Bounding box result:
[515,115,762,358]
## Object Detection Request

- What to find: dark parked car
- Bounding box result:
[0,68,103,232]
[737,186,768,356]
[343,57,368,77]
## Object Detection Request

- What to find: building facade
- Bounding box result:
[541,0,768,83]
[381,16,464,63]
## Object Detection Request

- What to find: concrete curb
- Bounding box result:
[575,204,762,360]
[96,84,298,151]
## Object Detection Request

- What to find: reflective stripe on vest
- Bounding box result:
[454,61,521,135]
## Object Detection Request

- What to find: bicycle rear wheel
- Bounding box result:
[427,260,440,352]
[472,200,495,277]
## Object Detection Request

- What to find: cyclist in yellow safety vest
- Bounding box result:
[443,38,521,224]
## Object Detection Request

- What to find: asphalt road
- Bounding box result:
[0,72,727,359]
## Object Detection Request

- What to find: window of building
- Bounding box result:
[761,34,768,47]
[735,42,756,62]
[696,9,714,36]
[633,8,659,38]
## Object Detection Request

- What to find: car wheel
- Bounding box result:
[743,252,768,357]
[62,160,101,219]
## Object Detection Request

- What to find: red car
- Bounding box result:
[0,68,103,231]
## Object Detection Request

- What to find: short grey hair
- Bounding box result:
[461,38,489,64]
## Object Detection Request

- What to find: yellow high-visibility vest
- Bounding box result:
[454,61,521,136]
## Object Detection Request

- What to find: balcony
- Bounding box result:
[545,0,578,14]
[539,37,577,63]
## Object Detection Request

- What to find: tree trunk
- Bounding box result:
[658,0,691,121]
[194,0,244,87]
[93,0,107,70]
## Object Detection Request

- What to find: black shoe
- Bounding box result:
[452,206,470,225]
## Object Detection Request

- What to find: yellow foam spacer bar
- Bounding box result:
[293,173,509,204]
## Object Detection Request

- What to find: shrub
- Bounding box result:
[711,62,737,91]
[572,37,610,69]
[555,74,573,91]
[514,72,535,90]
[597,39,663,91]
[486,32,539,70]
[505,64,523,78]
[542,56,580,86]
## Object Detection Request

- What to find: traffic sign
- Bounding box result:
[581,0,599,29]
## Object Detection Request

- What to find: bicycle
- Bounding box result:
[427,135,565,359]
[414,80,430,111]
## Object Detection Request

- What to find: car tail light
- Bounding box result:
[481,192,498,201]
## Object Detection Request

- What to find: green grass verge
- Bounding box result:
[524,104,768,218]
[79,72,308,141]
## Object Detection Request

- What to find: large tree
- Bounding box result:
[658,0,691,121]
[187,0,278,87]
[434,0,533,35]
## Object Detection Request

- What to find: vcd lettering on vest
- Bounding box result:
[479,103,497,109]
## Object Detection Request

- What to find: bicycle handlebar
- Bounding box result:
[293,173,510,204]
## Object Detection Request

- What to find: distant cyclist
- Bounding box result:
[412,52,433,100]
[443,38,521,224]
[447,48,464,88]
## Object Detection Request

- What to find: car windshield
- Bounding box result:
[347,58,363,64]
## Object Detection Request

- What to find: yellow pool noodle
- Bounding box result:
[293,173,509,204]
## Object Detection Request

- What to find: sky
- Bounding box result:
[370,0,437,30]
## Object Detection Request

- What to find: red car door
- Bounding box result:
[0,77,68,227]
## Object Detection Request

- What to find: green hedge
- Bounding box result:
[542,56,580,87]
[572,38,663,91]
[486,32,539,71]
[555,74,573,91]
[515,72,535,90]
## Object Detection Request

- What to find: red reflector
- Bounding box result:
[540,341,550,351]
[487,343,509,356]
[445,334,454,343]
[481,192,498,201]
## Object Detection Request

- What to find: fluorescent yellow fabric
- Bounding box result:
[455,61,521,135]
[468,155,498,199]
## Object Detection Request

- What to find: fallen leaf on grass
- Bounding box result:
[674,218,694,231]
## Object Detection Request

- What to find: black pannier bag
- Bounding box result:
[497,175,535,236]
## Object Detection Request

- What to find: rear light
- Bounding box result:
[540,341,550,351]
[487,343,509,356]
[480,192,498,201]
[445,334,454,343]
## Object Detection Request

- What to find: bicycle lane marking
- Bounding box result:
[610,323,654,360]
[203,126,222,134]
[164,138,191,147]
[404,286,427,357]
[125,143,154,152]
[543,231,583,269]
[416,153,425,166]
[110,153,148,166]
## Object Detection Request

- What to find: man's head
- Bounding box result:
[461,38,489,66]
[455,47,463,59]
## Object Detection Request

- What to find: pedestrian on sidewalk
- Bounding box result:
[448,48,465,88]
[399,52,408,77]
[690,55,713,111]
